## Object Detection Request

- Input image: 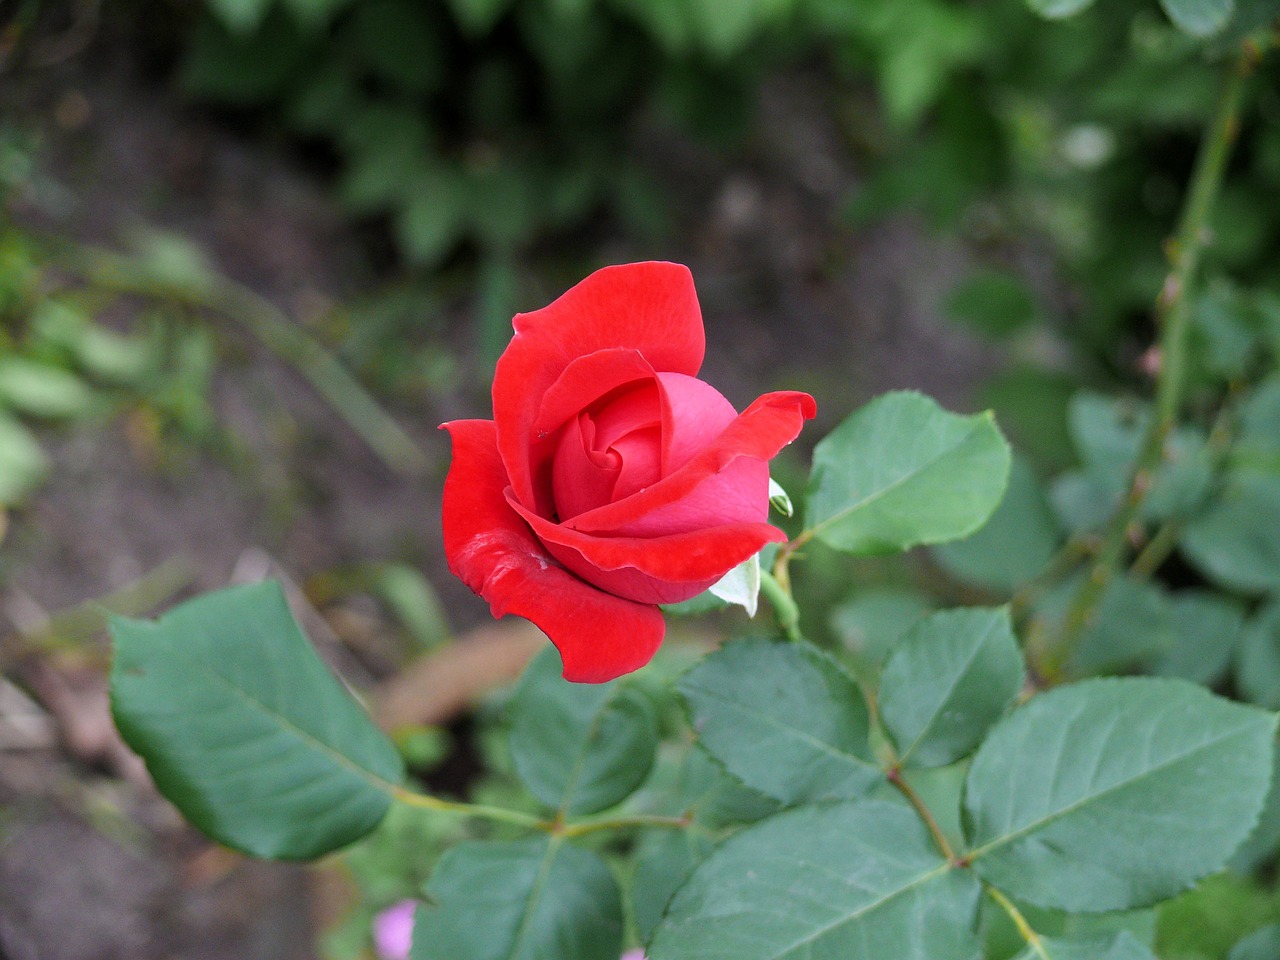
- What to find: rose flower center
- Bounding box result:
[551,382,662,521]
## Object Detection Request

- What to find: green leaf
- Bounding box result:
[1181,471,1280,594]
[676,638,879,804]
[1148,590,1245,686]
[395,168,466,266]
[1230,742,1280,873]
[830,587,933,673]
[964,678,1276,911]
[632,829,715,944]
[641,745,780,832]
[1032,574,1174,677]
[1156,873,1280,959]
[32,299,153,383]
[1065,392,1212,525]
[1230,924,1280,960]
[208,0,274,32]
[1159,0,1234,35]
[878,607,1024,768]
[1237,602,1280,709]
[509,647,658,816]
[933,456,1062,592]
[110,581,404,860]
[446,0,515,36]
[648,800,982,960]
[347,0,444,94]
[0,357,96,419]
[412,837,622,960]
[1014,932,1156,960]
[944,268,1037,338]
[1026,0,1100,18]
[0,413,49,504]
[805,391,1011,555]
[181,10,312,105]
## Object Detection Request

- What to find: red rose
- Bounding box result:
[441,262,816,682]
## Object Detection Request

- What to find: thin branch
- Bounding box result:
[885,766,956,863]
[1047,41,1260,679]
[987,885,1051,960]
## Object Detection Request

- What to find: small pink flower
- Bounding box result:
[620,951,647,960]
[372,899,417,960]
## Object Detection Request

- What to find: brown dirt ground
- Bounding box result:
[0,20,1012,960]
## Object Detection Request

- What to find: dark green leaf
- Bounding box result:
[412,837,622,960]
[347,0,444,94]
[181,10,312,104]
[208,0,273,32]
[648,800,982,960]
[677,638,879,804]
[509,647,658,816]
[805,391,1011,555]
[446,0,516,36]
[964,678,1276,911]
[944,268,1037,338]
[879,607,1024,768]
[110,581,404,859]
[933,456,1062,592]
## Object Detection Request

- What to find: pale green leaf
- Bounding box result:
[1160,0,1234,35]
[964,678,1275,911]
[1027,0,1100,19]
[933,456,1062,592]
[110,581,404,860]
[412,837,622,960]
[805,391,1011,556]
[0,413,50,504]
[509,647,658,816]
[1182,471,1280,594]
[648,800,982,960]
[1014,931,1156,960]
[878,607,1024,768]
[676,638,879,804]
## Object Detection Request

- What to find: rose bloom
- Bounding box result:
[441,262,815,682]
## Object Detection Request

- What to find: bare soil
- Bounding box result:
[0,22,1007,960]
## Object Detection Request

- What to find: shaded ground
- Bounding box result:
[0,27,1008,960]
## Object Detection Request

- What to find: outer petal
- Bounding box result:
[566,390,817,535]
[494,262,705,509]
[507,492,785,604]
[441,419,665,683]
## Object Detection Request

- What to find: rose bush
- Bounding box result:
[441,261,815,682]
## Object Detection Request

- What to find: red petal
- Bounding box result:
[507,491,785,603]
[494,262,704,510]
[566,390,817,535]
[441,419,665,682]
[657,372,738,475]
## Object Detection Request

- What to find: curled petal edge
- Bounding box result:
[566,390,817,534]
[440,419,665,683]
